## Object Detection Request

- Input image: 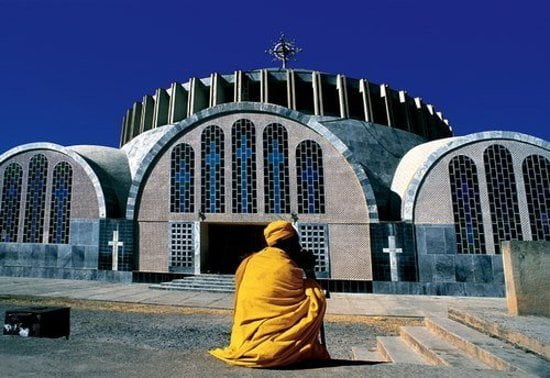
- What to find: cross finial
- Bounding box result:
[266,33,302,69]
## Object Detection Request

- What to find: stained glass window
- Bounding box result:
[231,119,257,213]
[201,125,225,213]
[449,155,486,254]
[483,145,522,254]
[48,162,72,244]
[296,140,325,213]
[171,143,195,213]
[23,154,48,243]
[0,163,23,243]
[263,123,290,213]
[522,155,550,241]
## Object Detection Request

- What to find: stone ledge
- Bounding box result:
[448,307,550,360]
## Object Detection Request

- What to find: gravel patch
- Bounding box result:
[0,300,514,377]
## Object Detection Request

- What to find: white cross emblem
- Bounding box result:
[108,230,124,271]
[383,235,402,282]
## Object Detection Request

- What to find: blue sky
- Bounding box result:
[0,0,548,153]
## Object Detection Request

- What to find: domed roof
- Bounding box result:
[119,68,452,147]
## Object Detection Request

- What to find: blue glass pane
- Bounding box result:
[0,163,23,242]
[48,162,72,244]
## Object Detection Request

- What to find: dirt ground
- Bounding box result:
[0,297,513,377]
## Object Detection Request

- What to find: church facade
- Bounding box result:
[0,68,548,296]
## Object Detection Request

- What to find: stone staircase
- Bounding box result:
[149,274,235,293]
[352,311,549,376]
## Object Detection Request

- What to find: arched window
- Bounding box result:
[449,155,486,254]
[23,154,48,243]
[483,145,522,253]
[201,125,225,213]
[296,140,325,213]
[263,123,290,213]
[231,119,257,213]
[522,155,550,240]
[48,162,72,244]
[171,143,195,213]
[0,163,23,242]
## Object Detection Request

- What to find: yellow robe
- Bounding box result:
[209,246,330,367]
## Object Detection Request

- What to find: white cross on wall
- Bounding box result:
[383,235,402,282]
[108,230,124,271]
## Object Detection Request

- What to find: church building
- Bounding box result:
[0,62,548,296]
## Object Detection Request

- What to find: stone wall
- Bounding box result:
[502,240,549,316]
[0,218,131,283]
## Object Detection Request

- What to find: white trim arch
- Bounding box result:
[125,102,380,222]
[391,131,550,222]
[0,142,108,218]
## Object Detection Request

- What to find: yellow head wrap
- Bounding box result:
[264,220,297,246]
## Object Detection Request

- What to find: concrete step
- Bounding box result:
[178,282,235,287]
[171,280,235,286]
[376,336,429,365]
[400,326,488,369]
[448,307,550,360]
[149,284,234,293]
[194,274,235,278]
[173,276,235,282]
[157,285,235,291]
[163,281,234,287]
[426,316,550,376]
[150,274,237,293]
[351,346,386,362]
[160,284,235,292]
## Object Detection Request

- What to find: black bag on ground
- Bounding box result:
[3,306,70,339]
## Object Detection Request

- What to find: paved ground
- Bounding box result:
[0,277,519,377]
[0,277,507,317]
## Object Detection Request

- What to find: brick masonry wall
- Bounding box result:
[410,140,548,294]
[135,113,372,278]
[414,140,550,251]
[0,149,100,244]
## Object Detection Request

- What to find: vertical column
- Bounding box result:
[380,84,394,127]
[121,108,132,146]
[209,73,218,107]
[399,91,412,132]
[153,88,170,128]
[359,79,373,122]
[187,78,208,116]
[312,71,323,116]
[124,108,132,144]
[287,69,296,110]
[168,82,188,124]
[425,103,436,139]
[209,73,216,107]
[140,95,155,133]
[336,74,349,118]
[119,115,126,147]
[260,69,269,103]
[513,157,533,241]
[234,70,243,102]
[130,102,142,138]
[414,97,427,137]
[193,221,201,275]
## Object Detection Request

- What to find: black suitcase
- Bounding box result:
[3,306,70,339]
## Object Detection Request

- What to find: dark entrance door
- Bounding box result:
[203,224,267,274]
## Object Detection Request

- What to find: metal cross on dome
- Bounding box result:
[266,33,302,69]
